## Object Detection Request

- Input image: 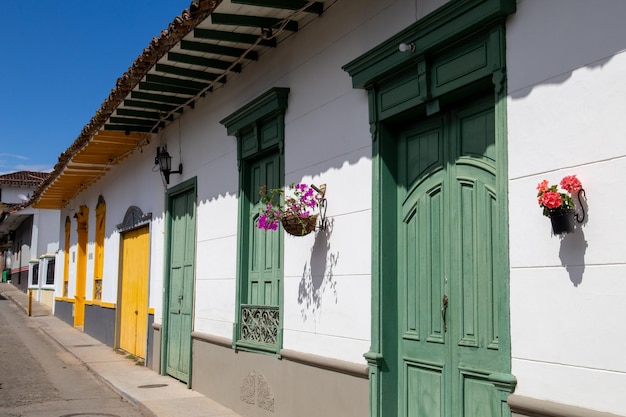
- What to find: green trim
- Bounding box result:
[160,177,197,387]
[370,123,400,417]
[220,87,290,135]
[342,0,515,89]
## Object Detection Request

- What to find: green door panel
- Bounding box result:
[166,186,196,382]
[248,153,281,306]
[397,97,506,416]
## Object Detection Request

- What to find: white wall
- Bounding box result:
[33,209,60,256]
[507,0,626,414]
[1,185,32,204]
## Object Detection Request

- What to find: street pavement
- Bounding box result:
[0,283,243,417]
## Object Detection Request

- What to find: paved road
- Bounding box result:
[0,294,148,417]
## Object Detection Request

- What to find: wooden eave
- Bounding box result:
[34,131,145,209]
[33,0,325,209]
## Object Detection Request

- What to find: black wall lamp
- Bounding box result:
[155,146,182,185]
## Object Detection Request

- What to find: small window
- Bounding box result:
[32,264,39,285]
[46,260,55,286]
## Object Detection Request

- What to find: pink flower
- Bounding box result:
[537,180,549,193]
[540,191,563,209]
[560,175,582,194]
[256,182,323,231]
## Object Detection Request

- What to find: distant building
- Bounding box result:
[1,171,60,309]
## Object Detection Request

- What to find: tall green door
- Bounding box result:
[165,184,196,383]
[397,97,507,416]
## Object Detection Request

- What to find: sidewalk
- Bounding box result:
[0,282,243,417]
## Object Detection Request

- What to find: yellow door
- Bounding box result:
[119,226,150,358]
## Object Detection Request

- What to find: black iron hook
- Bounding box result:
[575,188,586,223]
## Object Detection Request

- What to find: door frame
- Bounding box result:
[342,1,517,415]
[160,177,197,387]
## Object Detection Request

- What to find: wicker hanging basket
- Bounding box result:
[281,213,318,236]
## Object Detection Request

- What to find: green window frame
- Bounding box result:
[221,87,289,354]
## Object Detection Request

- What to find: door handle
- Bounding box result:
[178,295,183,304]
[441,295,448,333]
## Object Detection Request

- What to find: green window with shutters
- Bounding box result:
[220,87,289,354]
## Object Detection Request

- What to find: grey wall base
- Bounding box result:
[54,300,73,327]
[84,304,115,347]
[509,394,623,417]
[151,323,161,373]
[190,333,369,417]
[145,314,154,368]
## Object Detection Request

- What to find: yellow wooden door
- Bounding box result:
[119,226,150,358]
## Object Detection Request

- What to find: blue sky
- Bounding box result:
[0,1,191,174]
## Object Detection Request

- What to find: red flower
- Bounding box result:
[560,175,582,194]
[540,191,563,209]
[536,179,549,193]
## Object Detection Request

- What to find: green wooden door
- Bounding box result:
[166,187,196,382]
[397,97,506,416]
[248,153,281,306]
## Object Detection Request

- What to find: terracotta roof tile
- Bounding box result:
[0,171,49,188]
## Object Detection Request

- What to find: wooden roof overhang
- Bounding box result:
[33,0,325,209]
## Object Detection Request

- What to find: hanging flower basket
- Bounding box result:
[548,208,575,235]
[257,183,327,237]
[281,213,318,236]
[537,175,586,235]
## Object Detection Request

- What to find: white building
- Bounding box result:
[0,171,59,308]
[32,1,626,416]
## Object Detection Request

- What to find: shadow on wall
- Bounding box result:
[558,192,589,287]
[297,218,338,323]
[507,1,626,99]
[558,230,588,288]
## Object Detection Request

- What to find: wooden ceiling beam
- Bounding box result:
[210,13,298,32]
[180,40,258,60]
[193,28,276,47]
[231,0,324,14]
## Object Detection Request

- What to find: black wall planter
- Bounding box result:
[549,209,575,235]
